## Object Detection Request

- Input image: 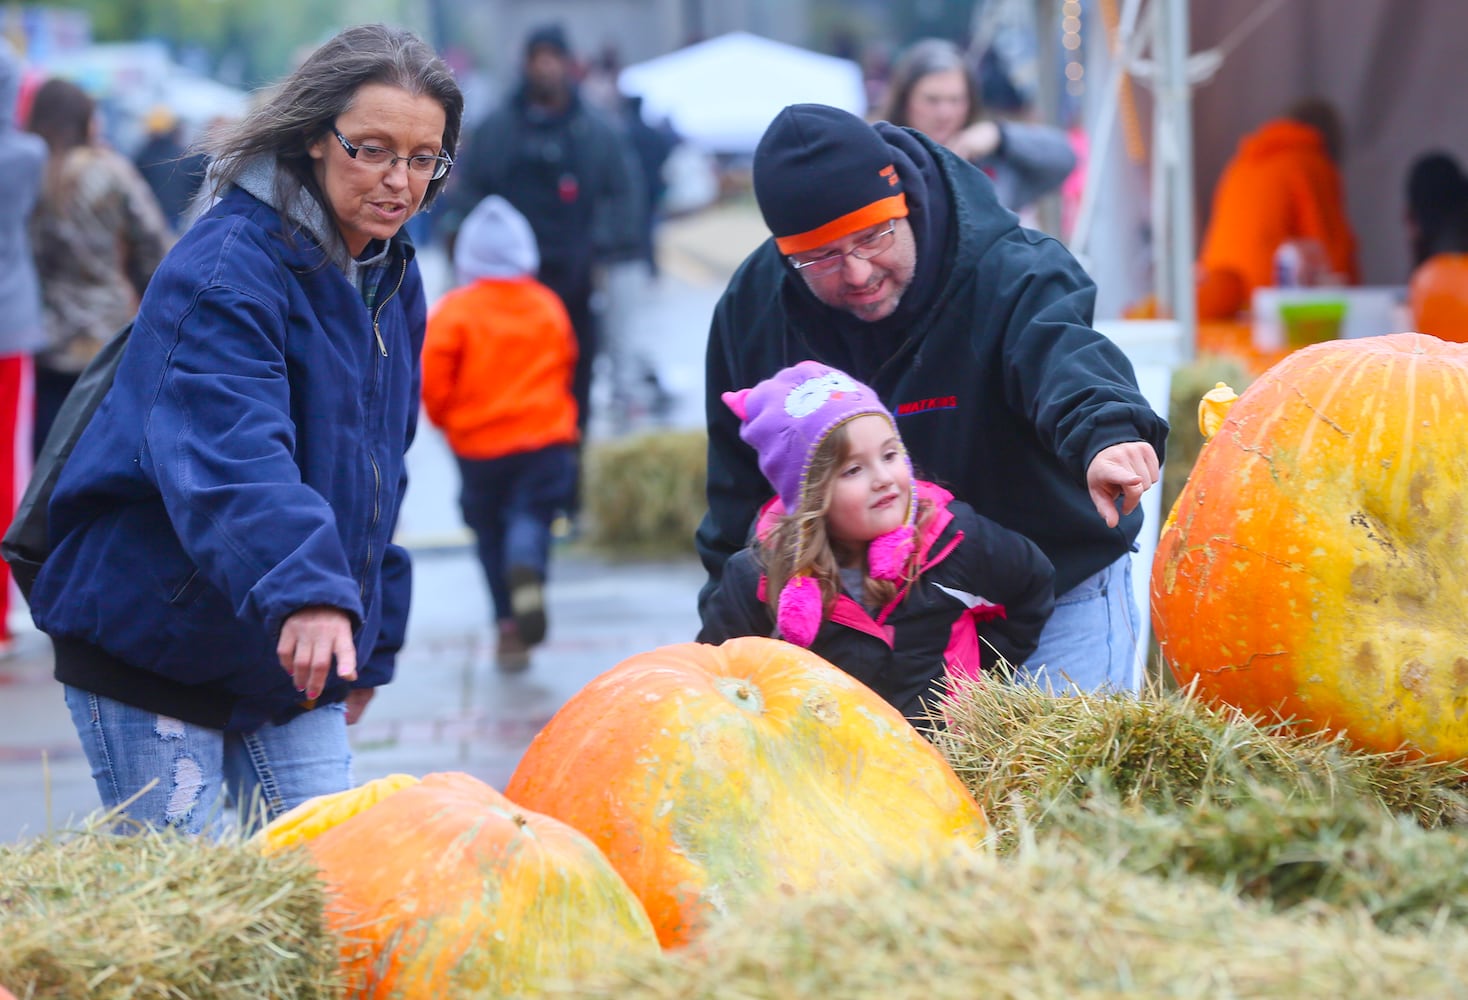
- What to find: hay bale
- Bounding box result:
[0,821,340,998]
[930,680,1468,846]
[1040,781,1468,933]
[583,429,707,556]
[544,847,1468,999]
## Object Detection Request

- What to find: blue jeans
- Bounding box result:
[1012,553,1142,694]
[457,445,577,623]
[64,687,352,834]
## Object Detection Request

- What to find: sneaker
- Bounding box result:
[508,564,547,646]
[496,620,531,673]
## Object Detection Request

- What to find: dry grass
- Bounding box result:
[583,429,707,557]
[0,817,340,999]
[1041,780,1468,932]
[544,846,1468,999]
[930,679,1468,845]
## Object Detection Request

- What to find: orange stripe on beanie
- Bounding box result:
[754,104,909,257]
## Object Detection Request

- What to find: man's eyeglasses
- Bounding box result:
[788,222,898,276]
[332,126,454,180]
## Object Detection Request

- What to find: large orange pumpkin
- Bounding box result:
[504,636,989,948]
[1151,333,1468,761]
[262,771,659,997]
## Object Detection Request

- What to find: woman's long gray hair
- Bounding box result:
[208,23,462,240]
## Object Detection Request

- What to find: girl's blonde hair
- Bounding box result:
[758,421,930,624]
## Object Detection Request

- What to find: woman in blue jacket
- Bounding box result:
[27,24,462,833]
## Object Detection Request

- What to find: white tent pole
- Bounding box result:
[1069,0,1145,271]
[1156,0,1196,361]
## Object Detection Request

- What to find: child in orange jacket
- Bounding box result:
[423,195,578,670]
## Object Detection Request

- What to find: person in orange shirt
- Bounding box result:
[1196,98,1360,319]
[423,195,578,670]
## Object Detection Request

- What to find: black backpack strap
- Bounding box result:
[1,321,134,599]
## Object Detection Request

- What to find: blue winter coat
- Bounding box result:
[29,187,422,732]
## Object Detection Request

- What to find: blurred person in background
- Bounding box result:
[1195,97,1359,320]
[133,104,209,234]
[621,93,678,279]
[444,23,643,509]
[423,195,578,672]
[25,24,462,833]
[880,38,1075,221]
[0,41,47,654]
[25,77,173,458]
[1403,151,1468,343]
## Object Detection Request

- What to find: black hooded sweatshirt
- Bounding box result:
[696,125,1168,614]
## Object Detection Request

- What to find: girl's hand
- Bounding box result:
[277,606,357,701]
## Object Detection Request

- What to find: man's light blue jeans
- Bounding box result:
[1012,553,1142,694]
[64,686,352,835]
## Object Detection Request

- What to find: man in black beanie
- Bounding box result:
[696,103,1168,695]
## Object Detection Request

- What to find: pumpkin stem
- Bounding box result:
[714,676,765,715]
[1198,381,1239,441]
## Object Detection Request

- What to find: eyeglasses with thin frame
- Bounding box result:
[332,125,454,180]
[788,222,898,276]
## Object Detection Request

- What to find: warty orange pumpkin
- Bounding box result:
[504,635,990,949]
[1151,332,1468,762]
[261,770,659,997]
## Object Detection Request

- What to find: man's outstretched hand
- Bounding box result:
[1087,441,1161,528]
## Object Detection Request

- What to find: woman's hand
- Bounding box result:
[277,605,356,701]
[948,120,1002,162]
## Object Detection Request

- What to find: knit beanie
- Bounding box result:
[453,194,540,284]
[723,361,917,646]
[753,104,909,256]
[525,23,572,60]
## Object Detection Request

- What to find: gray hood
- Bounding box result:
[0,38,47,353]
[228,155,390,283]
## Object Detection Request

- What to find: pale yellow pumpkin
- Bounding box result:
[261,771,659,996]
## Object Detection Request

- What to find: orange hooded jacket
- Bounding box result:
[1197,119,1360,317]
[422,277,579,461]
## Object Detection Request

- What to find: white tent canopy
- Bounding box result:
[618,31,866,156]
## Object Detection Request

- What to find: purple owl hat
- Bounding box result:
[722,361,917,646]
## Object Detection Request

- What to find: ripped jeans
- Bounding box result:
[64,687,352,836]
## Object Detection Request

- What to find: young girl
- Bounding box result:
[698,361,1055,724]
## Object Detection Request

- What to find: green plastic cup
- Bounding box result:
[1279,300,1346,349]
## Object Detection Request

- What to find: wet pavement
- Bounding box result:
[0,203,769,841]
